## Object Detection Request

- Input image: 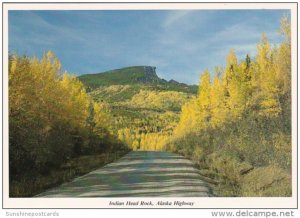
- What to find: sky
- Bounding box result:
[9,10,289,85]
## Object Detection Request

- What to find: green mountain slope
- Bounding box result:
[78,66,198,94]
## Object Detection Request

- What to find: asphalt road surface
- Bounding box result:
[36,151,212,197]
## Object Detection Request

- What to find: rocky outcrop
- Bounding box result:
[136,66,160,83]
[143,66,157,77]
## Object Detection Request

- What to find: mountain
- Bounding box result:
[78,66,197,94]
[78,65,198,151]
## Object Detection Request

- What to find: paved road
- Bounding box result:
[36,151,212,197]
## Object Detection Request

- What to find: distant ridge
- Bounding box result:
[78,66,198,94]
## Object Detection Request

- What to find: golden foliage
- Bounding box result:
[9,51,124,179]
[168,16,292,197]
[175,19,291,135]
[127,90,192,111]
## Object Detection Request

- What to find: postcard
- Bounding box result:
[2,1,298,209]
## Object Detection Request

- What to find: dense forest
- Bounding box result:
[9,52,129,196]
[166,16,292,196]
[9,16,291,197]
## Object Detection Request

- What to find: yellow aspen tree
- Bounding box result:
[256,34,281,116]
[223,49,243,118]
[224,49,238,87]
[275,16,291,122]
[174,97,198,136]
[60,74,90,128]
[196,70,211,129]
[210,75,227,127]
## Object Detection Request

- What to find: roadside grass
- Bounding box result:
[173,142,291,197]
[166,115,292,197]
[10,149,129,197]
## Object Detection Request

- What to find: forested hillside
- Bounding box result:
[79,66,197,151]
[166,16,292,196]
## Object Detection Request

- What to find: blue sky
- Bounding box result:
[9,10,289,85]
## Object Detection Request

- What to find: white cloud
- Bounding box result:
[162,11,194,29]
[210,23,260,43]
[10,11,109,51]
